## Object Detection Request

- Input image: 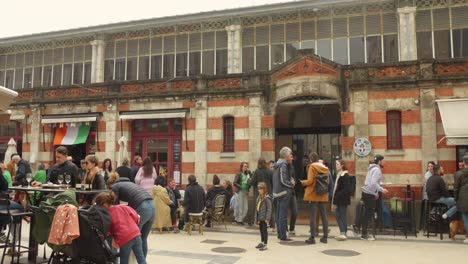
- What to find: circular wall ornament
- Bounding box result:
[353,138,372,157]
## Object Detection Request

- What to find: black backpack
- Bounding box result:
[348,175,357,196]
[314,174,329,195]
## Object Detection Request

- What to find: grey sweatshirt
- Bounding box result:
[361,164,384,195]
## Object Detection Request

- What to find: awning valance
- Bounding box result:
[119,108,188,120]
[437,99,468,145]
[10,114,25,120]
[41,113,99,124]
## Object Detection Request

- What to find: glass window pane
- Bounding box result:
[301,40,315,49]
[53,48,63,64]
[163,54,174,78]
[176,34,188,52]
[202,50,214,75]
[15,68,23,89]
[174,119,182,132]
[286,23,299,43]
[44,49,53,65]
[301,20,315,41]
[104,43,114,59]
[25,52,34,66]
[116,41,126,57]
[63,64,72,85]
[6,54,15,68]
[333,18,347,38]
[139,38,150,56]
[333,38,348,64]
[15,53,24,67]
[85,45,92,61]
[434,30,451,59]
[317,39,331,60]
[317,19,331,39]
[242,47,254,72]
[34,51,43,66]
[256,26,269,45]
[24,68,32,89]
[0,71,5,86]
[190,33,201,51]
[271,44,284,68]
[63,48,73,63]
[417,31,433,59]
[203,32,215,49]
[33,67,42,87]
[104,60,114,81]
[115,59,126,80]
[384,34,398,62]
[127,57,137,80]
[127,39,138,57]
[256,45,269,71]
[189,51,201,76]
[73,63,83,84]
[151,55,162,79]
[367,36,382,63]
[349,16,364,36]
[453,29,468,58]
[134,120,144,132]
[349,37,364,63]
[164,36,175,53]
[216,31,227,49]
[0,55,5,69]
[242,28,254,46]
[176,53,187,77]
[216,49,227,74]
[366,15,381,35]
[53,65,61,86]
[286,42,299,61]
[5,70,14,88]
[138,56,149,80]
[156,120,169,133]
[43,66,52,86]
[271,24,284,44]
[151,37,162,54]
[84,63,91,84]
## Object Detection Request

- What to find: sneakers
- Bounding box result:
[320,237,328,244]
[335,234,347,241]
[280,238,293,242]
[305,237,316,244]
[361,235,376,241]
[352,225,360,237]
[259,245,268,251]
[255,243,264,249]
[289,230,296,236]
[442,213,448,219]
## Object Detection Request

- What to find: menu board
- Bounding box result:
[173,140,181,162]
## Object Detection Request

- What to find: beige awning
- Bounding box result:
[437,99,468,145]
[41,113,99,124]
[119,109,188,120]
[0,86,18,111]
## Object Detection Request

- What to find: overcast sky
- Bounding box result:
[1,0,295,39]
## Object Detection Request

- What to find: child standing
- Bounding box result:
[255,182,272,251]
[94,192,146,264]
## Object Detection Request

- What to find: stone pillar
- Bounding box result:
[248,96,262,170]
[90,39,106,83]
[420,88,437,169]
[28,107,41,169]
[353,90,370,198]
[397,6,417,61]
[102,105,118,164]
[194,98,208,183]
[225,24,242,74]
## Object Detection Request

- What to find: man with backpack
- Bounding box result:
[360,154,388,241]
[301,152,329,244]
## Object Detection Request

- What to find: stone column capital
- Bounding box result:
[397,6,417,15]
[90,39,106,47]
[225,24,242,32]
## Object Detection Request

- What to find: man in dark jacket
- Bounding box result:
[45,146,78,188]
[116,157,132,179]
[272,146,295,242]
[12,154,32,186]
[183,175,206,223]
[427,165,458,219]
[454,156,468,244]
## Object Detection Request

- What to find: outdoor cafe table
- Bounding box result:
[8,186,105,263]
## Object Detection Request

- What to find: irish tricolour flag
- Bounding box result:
[53,123,91,145]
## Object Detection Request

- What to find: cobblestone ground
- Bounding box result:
[5,223,468,263]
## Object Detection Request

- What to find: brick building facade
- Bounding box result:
[1,0,468,198]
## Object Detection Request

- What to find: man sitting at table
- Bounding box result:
[39,146,78,188]
[427,164,458,219]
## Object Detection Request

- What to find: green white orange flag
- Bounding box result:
[53,123,91,145]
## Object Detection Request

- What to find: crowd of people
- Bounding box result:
[1,144,468,262]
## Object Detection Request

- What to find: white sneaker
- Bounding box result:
[361,235,375,241]
[335,234,347,241]
[442,213,448,219]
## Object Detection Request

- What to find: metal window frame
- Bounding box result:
[386,110,402,150]
[222,116,235,153]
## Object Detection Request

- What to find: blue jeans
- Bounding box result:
[436,197,457,218]
[289,194,297,232]
[336,205,348,235]
[119,236,146,264]
[462,212,468,238]
[135,199,155,257]
[0,201,24,225]
[276,192,291,240]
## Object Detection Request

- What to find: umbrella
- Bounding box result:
[4,137,17,164]
[117,136,127,166]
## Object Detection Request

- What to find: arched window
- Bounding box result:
[223,116,235,152]
[386,110,402,149]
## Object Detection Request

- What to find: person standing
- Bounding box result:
[233,162,251,225]
[302,152,329,244]
[116,157,132,179]
[360,154,388,241]
[454,156,468,244]
[272,147,295,242]
[135,157,157,193]
[130,155,143,183]
[249,158,273,227]
[332,160,351,241]
[255,182,272,251]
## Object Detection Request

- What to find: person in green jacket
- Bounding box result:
[33,163,47,183]
[0,162,12,187]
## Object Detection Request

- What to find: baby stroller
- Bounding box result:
[31,191,116,264]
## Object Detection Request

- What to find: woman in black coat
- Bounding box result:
[332,159,351,241]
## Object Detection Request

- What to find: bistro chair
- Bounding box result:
[0,193,34,264]
[205,194,227,230]
[426,202,450,240]
[391,190,417,239]
[187,213,204,235]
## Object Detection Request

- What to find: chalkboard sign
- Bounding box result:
[173,139,181,162]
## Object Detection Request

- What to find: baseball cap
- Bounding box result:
[373,154,384,163]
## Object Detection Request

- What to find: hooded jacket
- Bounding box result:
[272,159,295,200]
[361,164,384,196]
[301,162,329,202]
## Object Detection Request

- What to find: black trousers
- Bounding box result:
[361,192,377,236]
[259,221,268,244]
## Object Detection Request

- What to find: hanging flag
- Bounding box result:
[53,123,91,145]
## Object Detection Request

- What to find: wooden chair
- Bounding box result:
[207,194,227,230]
[187,213,204,235]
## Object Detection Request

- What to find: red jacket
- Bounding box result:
[108,205,141,247]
